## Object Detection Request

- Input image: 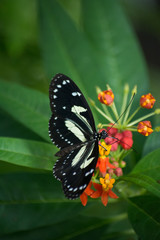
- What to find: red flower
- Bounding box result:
[120,137,133,150]
[100,127,134,151]
[114,167,123,177]
[140,93,156,109]
[98,90,114,106]
[122,130,132,138]
[107,123,118,135]
[137,121,153,136]
[120,130,133,150]
[105,137,118,151]
[114,132,123,143]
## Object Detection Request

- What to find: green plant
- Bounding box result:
[0,1,160,239]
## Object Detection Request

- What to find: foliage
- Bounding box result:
[0,0,160,239]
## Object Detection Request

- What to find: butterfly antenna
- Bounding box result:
[107,93,135,133]
[98,143,108,151]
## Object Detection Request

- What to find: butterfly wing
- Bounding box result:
[49,74,96,150]
[49,73,98,199]
[54,141,98,199]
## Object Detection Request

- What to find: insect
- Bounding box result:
[48,73,109,200]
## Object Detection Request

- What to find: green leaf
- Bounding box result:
[0,110,43,141]
[0,173,81,235]
[128,195,160,240]
[1,216,137,240]
[0,161,44,174]
[81,0,149,107]
[0,80,50,142]
[132,148,160,180]
[121,173,160,198]
[0,137,56,170]
[142,132,160,156]
[0,172,136,239]
[39,0,149,112]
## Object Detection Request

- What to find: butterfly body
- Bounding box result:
[49,74,108,199]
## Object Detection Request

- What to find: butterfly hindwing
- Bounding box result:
[53,140,98,199]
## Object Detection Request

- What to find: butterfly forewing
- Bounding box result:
[49,73,98,199]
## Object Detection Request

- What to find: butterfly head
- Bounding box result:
[100,130,108,140]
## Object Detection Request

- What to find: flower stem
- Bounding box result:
[126,106,141,124]
[122,86,137,125]
[110,102,119,122]
[106,83,119,122]
[127,112,156,127]
[122,95,134,125]
[117,149,125,159]
[89,98,115,123]
[119,84,129,123]
[126,127,138,132]
[93,169,99,180]
[101,123,118,128]
[102,104,113,119]
[96,86,113,120]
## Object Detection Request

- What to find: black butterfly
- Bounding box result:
[49,73,108,199]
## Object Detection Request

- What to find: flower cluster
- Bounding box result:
[80,84,160,207]
[103,125,133,151]
[80,173,118,206]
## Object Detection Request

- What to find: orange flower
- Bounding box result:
[91,174,118,206]
[80,175,118,206]
[98,90,114,106]
[96,156,116,174]
[140,93,156,109]
[80,181,95,206]
[137,121,153,136]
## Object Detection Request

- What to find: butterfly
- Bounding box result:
[49,73,108,199]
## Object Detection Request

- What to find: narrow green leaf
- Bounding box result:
[82,0,149,108]
[128,195,160,240]
[121,173,160,198]
[0,137,56,170]
[132,148,160,180]
[142,132,160,156]
[39,0,149,112]
[0,80,50,142]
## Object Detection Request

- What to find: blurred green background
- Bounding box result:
[0,0,160,239]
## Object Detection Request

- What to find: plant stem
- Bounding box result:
[126,106,141,124]
[127,112,155,127]
[101,104,113,119]
[119,84,129,123]
[94,105,115,123]
[110,102,119,122]
[122,95,134,124]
